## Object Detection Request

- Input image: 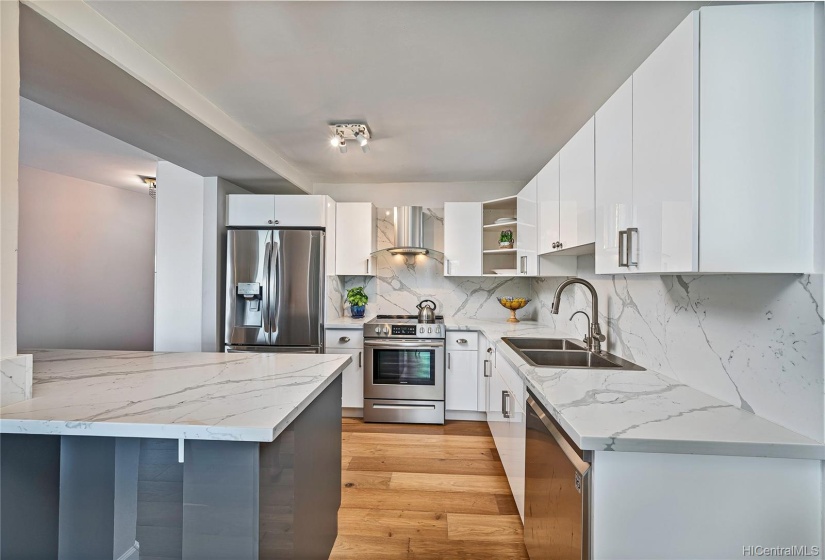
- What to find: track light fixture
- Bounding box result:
[329,123,371,154]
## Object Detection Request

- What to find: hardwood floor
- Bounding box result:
[329,418,529,559]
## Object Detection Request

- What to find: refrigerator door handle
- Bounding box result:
[263,239,273,335]
[268,238,281,342]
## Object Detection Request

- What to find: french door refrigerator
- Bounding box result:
[225,229,324,353]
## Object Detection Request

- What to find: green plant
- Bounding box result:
[346,286,368,307]
[499,230,514,244]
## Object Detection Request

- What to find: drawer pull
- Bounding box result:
[339,336,351,343]
[456,338,468,344]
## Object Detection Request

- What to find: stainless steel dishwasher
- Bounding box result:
[524,390,592,560]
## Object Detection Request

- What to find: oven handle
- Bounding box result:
[364,340,445,349]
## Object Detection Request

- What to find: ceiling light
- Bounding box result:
[329,123,371,154]
[140,176,157,199]
[330,136,340,147]
[354,132,370,153]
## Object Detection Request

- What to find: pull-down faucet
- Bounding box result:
[550,278,606,353]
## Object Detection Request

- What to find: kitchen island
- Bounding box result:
[0,349,350,560]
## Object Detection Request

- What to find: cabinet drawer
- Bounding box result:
[324,329,364,349]
[446,331,478,351]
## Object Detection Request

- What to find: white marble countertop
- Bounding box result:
[443,318,823,460]
[325,315,375,328]
[0,349,350,442]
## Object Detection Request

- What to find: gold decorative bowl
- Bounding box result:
[497,297,531,323]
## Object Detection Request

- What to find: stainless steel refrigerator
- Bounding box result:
[225,229,324,353]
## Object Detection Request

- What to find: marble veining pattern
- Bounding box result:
[532,255,825,442]
[0,354,33,407]
[444,318,823,460]
[0,349,350,441]
[330,208,532,321]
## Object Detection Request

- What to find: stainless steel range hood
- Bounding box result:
[389,206,429,255]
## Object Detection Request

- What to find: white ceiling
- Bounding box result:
[19,98,159,194]
[87,1,704,185]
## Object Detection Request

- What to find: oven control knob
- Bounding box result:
[419,327,424,333]
[435,326,441,334]
[383,327,389,334]
[374,327,380,334]
[427,327,432,333]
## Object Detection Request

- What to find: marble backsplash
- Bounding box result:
[533,255,825,442]
[325,207,823,442]
[326,208,532,321]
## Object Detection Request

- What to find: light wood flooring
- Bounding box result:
[329,418,529,559]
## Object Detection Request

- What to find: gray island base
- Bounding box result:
[1,378,342,560]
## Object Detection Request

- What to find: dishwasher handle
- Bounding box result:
[527,394,590,475]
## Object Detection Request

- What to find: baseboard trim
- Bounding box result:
[115,541,139,560]
[446,410,486,421]
[342,407,364,418]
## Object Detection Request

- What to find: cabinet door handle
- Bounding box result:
[618,230,628,267]
[447,260,452,275]
[483,359,491,377]
[447,353,451,370]
[502,390,511,418]
[339,336,351,343]
[358,351,362,368]
[268,219,274,225]
[626,227,639,267]
[366,258,371,275]
[520,256,527,274]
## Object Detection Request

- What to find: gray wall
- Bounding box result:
[17,166,155,351]
[202,177,249,352]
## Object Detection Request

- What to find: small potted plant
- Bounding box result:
[499,229,514,249]
[346,286,368,319]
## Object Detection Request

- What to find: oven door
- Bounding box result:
[364,339,445,401]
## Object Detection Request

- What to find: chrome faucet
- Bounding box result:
[550,278,606,353]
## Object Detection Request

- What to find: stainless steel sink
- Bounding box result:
[502,337,586,351]
[521,350,623,369]
[502,337,644,370]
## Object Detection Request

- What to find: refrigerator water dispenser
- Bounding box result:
[235,282,262,326]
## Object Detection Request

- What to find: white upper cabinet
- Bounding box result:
[226,195,276,227]
[537,154,560,255]
[595,77,633,275]
[632,11,698,274]
[559,117,595,251]
[516,179,538,276]
[595,4,819,274]
[335,203,376,276]
[226,195,327,228]
[444,202,482,276]
[698,3,819,273]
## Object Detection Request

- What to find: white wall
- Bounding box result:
[17,166,155,351]
[154,161,205,352]
[314,181,522,208]
[155,163,249,352]
[1,0,20,359]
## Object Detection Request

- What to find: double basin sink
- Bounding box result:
[501,337,644,370]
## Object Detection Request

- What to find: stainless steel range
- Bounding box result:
[363,314,446,424]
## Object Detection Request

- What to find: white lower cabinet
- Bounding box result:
[324,329,364,410]
[446,350,478,411]
[446,332,484,413]
[487,354,526,521]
